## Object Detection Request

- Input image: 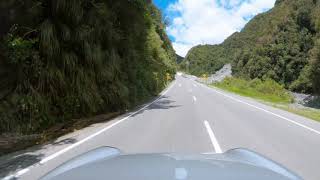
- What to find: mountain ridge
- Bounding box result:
[181,0,320,94]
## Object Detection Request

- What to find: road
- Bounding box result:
[2,74,320,180]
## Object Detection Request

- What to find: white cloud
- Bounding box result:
[220,0,244,8]
[172,42,194,57]
[166,0,276,57]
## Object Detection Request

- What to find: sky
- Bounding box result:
[153,0,276,57]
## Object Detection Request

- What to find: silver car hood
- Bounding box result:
[41,147,301,180]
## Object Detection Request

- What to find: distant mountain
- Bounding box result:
[182,0,320,94]
[180,45,231,76]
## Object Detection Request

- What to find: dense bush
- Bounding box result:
[231,0,320,94]
[233,4,315,91]
[0,0,176,134]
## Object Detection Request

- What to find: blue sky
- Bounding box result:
[153,0,173,11]
[153,0,276,56]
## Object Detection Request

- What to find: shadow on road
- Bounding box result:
[0,154,43,178]
[0,137,77,178]
[132,95,181,117]
[148,96,180,110]
[0,95,180,178]
[51,138,77,146]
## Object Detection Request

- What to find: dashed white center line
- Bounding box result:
[204,120,222,153]
[193,96,197,102]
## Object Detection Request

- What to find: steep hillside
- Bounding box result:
[183,0,320,94]
[176,54,184,64]
[231,0,320,94]
[181,45,231,76]
[0,0,176,135]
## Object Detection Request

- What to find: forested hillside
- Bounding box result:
[176,54,184,64]
[182,0,320,94]
[180,45,231,76]
[0,0,176,135]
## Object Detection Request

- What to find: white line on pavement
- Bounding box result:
[178,83,182,87]
[193,96,197,102]
[198,83,320,136]
[204,120,222,153]
[3,169,30,180]
[4,81,177,179]
[193,84,197,87]
[16,169,30,177]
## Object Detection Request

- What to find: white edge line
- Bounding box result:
[16,169,30,176]
[198,82,320,136]
[204,120,222,153]
[4,81,176,179]
[2,168,30,180]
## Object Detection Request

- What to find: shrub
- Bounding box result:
[215,77,293,103]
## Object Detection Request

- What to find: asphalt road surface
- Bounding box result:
[2,74,320,180]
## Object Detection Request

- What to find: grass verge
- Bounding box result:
[212,77,320,122]
[213,77,294,104]
[275,105,320,122]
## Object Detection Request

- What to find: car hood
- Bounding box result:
[41,147,301,180]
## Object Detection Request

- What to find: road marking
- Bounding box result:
[193,96,197,102]
[188,89,193,93]
[4,82,177,179]
[193,84,197,87]
[16,169,30,176]
[204,120,222,153]
[178,83,182,87]
[3,169,30,180]
[199,83,320,136]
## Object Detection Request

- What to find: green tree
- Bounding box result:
[311,39,320,94]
